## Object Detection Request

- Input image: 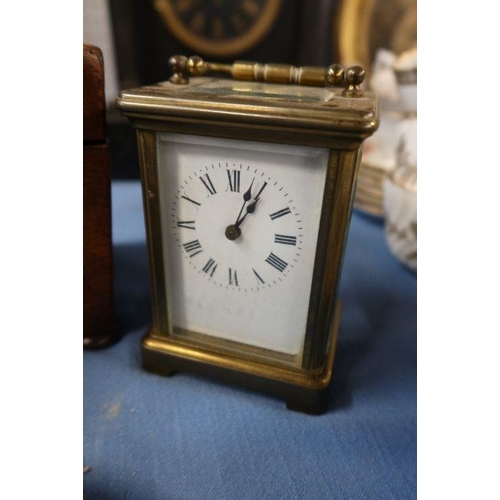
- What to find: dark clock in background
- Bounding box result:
[153,0,283,57]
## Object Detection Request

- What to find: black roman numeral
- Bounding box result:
[183,240,203,257]
[177,220,196,230]
[200,173,216,195]
[269,207,291,220]
[274,234,296,245]
[252,268,265,284]
[228,268,239,286]
[202,258,218,277]
[226,170,240,192]
[181,195,201,207]
[265,252,288,272]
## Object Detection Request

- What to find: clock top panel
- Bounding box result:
[116,77,379,138]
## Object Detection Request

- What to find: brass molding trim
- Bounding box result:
[154,0,282,57]
[116,82,379,138]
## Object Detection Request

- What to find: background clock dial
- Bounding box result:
[153,0,283,57]
[158,133,328,356]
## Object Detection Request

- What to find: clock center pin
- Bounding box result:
[225,224,241,241]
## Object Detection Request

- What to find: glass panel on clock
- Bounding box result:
[157,133,328,366]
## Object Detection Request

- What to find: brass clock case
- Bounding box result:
[117,68,379,414]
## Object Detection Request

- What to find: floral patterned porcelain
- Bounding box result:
[383,166,417,271]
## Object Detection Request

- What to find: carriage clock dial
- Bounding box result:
[171,162,303,291]
[158,133,329,356]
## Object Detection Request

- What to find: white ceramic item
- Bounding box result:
[393,47,417,113]
[383,167,417,271]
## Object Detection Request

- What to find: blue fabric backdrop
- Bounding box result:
[84,181,417,499]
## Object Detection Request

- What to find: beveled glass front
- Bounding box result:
[156,133,328,366]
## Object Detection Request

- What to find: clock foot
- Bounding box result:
[285,389,327,416]
[147,364,177,378]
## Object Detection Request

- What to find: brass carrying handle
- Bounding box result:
[168,55,365,98]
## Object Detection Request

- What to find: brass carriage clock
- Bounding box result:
[116,56,379,414]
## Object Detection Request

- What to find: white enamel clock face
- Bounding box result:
[157,133,329,357]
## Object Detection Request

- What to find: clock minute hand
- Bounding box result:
[254,181,267,202]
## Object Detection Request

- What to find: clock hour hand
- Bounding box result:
[225,198,260,241]
[235,198,259,228]
[234,178,254,225]
[225,178,261,241]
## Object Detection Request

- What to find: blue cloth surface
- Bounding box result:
[84,181,417,500]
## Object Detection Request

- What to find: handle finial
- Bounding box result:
[342,66,365,98]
